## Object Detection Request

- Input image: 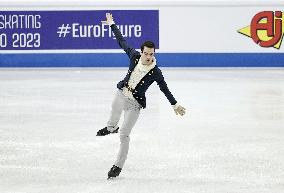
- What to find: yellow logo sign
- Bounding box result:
[238,11,284,49]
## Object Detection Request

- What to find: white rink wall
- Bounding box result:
[1,0,284,52]
[0,0,284,67]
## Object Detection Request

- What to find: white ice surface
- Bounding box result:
[0,68,283,193]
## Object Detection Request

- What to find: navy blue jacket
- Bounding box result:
[111,24,177,109]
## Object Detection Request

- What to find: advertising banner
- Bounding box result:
[0,10,159,50]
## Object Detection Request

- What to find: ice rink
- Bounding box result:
[0,68,283,193]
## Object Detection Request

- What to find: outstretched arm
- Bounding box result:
[156,69,186,116]
[102,13,139,58]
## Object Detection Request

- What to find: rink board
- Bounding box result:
[0,53,283,67]
[0,3,284,67]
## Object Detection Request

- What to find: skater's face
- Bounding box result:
[141,46,155,66]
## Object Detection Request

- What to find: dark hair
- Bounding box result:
[140,41,155,52]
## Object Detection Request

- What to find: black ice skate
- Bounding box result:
[96,127,119,136]
[107,165,122,179]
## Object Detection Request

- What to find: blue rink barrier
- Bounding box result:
[0,53,283,67]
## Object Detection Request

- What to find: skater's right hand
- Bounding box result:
[101,13,115,26]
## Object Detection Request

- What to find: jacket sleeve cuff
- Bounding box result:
[172,103,179,110]
[109,21,115,26]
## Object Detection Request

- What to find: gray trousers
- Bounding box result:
[107,90,141,168]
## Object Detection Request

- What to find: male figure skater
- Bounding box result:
[97,13,186,179]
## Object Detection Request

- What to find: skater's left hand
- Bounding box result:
[174,105,186,116]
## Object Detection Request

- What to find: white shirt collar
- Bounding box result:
[137,57,156,72]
